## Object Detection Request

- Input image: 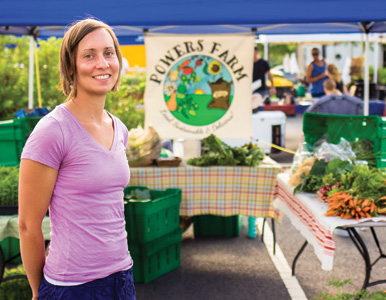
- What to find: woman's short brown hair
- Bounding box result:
[60,18,123,101]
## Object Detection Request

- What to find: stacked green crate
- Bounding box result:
[0,237,22,264]
[193,215,244,237]
[124,187,182,283]
[0,116,42,167]
[303,113,386,169]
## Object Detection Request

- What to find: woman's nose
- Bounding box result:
[96,55,109,69]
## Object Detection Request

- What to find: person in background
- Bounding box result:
[306,47,328,98]
[18,18,136,300]
[306,78,363,115]
[326,63,349,95]
[252,46,276,105]
[121,57,130,76]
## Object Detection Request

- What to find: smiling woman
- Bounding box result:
[75,31,119,99]
[18,18,136,300]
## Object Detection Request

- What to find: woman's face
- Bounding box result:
[75,28,119,98]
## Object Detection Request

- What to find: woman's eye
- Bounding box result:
[105,51,114,56]
[84,54,94,59]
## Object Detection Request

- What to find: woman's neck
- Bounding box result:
[65,96,107,124]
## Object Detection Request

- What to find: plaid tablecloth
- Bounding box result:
[129,157,282,218]
[275,173,386,270]
[0,215,51,241]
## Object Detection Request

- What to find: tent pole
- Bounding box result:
[28,35,34,109]
[264,40,268,60]
[364,32,369,116]
[374,34,379,84]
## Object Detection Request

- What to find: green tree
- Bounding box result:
[0,35,145,130]
[256,43,298,68]
[35,37,63,109]
[0,35,63,119]
[0,35,30,119]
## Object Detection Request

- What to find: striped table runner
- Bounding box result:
[275,172,386,270]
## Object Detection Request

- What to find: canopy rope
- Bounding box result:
[255,139,296,155]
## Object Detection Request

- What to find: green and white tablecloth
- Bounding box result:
[0,215,51,241]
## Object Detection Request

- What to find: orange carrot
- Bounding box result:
[179,59,191,70]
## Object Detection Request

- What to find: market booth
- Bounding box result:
[275,112,386,290]
[2,0,386,286]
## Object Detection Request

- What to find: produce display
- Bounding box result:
[289,137,386,220]
[349,139,376,168]
[124,188,151,202]
[126,126,162,167]
[187,134,265,167]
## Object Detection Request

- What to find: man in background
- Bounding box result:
[252,47,276,105]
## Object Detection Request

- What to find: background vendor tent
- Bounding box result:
[1,0,386,113]
[1,0,386,31]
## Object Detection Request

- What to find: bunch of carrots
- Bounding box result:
[325,191,378,220]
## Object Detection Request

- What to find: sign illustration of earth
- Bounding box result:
[163,55,234,126]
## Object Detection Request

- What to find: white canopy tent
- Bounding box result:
[256,33,385,114]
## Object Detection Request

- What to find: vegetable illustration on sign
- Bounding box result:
[164,55,234,126]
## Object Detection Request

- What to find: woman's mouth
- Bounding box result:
[93,75,110,80]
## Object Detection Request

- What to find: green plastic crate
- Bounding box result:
[0,116,42,167]
[129,227,182,283]
[193,215,243,237]
[303,113,386,168]
[124,187,181,243]
[0,237,22,264]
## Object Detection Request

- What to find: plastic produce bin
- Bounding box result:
[129,227,182,283]
[303,112,386,168]
[0,237,22,264]
[193,215,243,237]
[0,116,42,167]
[124,187,181,243]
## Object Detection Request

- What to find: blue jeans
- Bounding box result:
[37,269,136,300]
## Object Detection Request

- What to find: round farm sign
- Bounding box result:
[163,55,234,126]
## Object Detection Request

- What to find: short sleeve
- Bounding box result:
[265,60,271,72]
[21,116,64,170]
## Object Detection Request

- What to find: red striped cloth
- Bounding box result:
[275,173,386,270]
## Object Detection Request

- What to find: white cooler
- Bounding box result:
[222,111,286,153]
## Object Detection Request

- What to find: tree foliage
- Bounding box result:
[256,43,298,68]
[0,35,144,130]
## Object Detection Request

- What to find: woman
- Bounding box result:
[305,48,327,98]
[326,64,349,95]
[18,19,136,300]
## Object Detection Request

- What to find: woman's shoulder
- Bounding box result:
[32,104,76,141]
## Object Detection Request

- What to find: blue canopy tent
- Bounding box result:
[1,0,386,113]
[1,0,386,29]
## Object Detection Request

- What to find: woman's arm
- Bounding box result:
[18,159,58,300]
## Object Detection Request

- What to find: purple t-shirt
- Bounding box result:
[21,104,132,282]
